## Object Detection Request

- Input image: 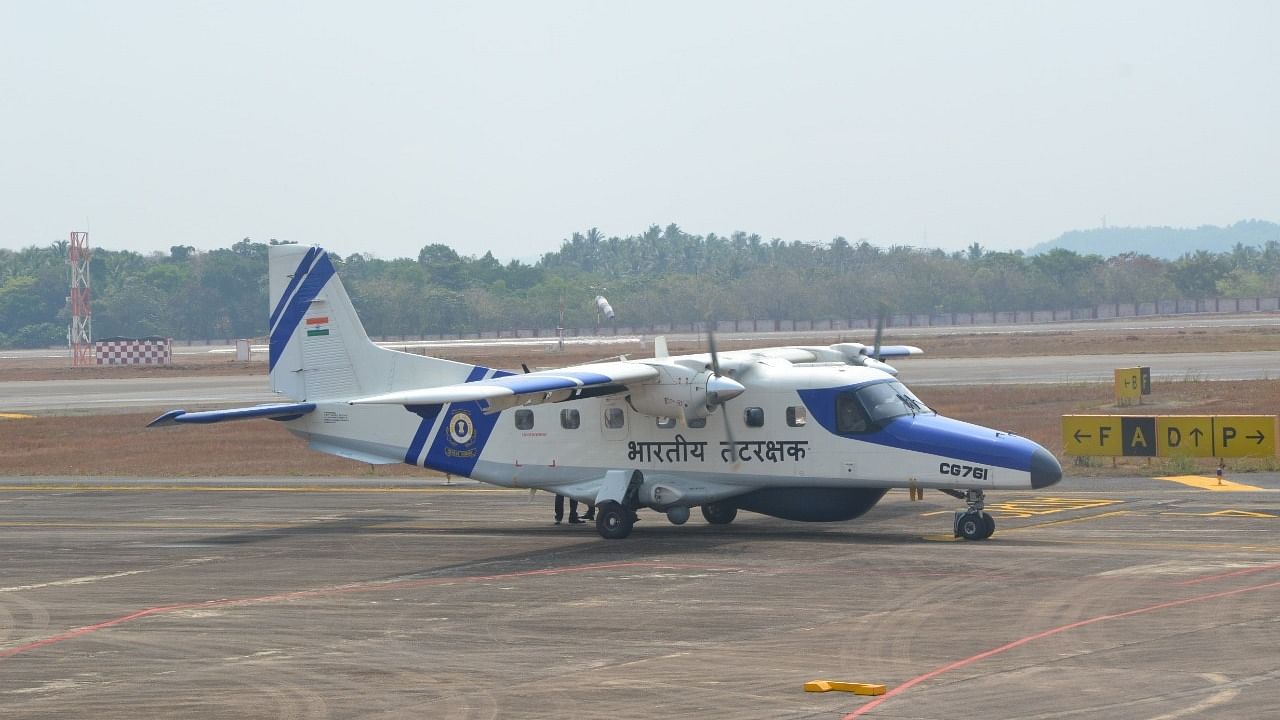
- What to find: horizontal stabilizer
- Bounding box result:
[148,402,317,427]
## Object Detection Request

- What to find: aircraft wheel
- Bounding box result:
[701,503,737,525]
[957,511,988,541]
[981,512,996,539]
[595,501,634,539]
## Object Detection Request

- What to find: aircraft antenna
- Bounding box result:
[68,231,93,366]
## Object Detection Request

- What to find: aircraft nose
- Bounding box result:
[1029,447,1063,488]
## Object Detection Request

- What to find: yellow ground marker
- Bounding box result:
[804,680,886,695]
[0,412,33,420]
[1157,475,1264,492]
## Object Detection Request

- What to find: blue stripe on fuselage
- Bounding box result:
[797,384,1040,471]
[403,366,499,467]
[404,404,444,465]
[423,400,501,476]
[268,252,336,371]
[402,366,488,465]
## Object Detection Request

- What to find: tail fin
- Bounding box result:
[267,244,479,401]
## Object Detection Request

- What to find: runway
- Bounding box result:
[3,475,1279,718]
[3,350,1278,413]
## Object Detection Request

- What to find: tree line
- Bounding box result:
[2,226,1278,348]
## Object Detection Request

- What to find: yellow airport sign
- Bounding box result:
[1064,415,1277,458]
[1062,415,1123,456]
[1215,415,1277,458]
[1114,368,1142,403]
[1157,416,1214,458]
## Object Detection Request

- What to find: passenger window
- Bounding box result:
[514,409,534,430]
[786,406,807,427]
[744,407,765,428]
[560,409,580,429]
[656,416,676,429]
[836,393,869,433]
[687,417,707,429]
[604,407,625,429]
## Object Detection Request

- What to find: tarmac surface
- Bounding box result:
[3,474,1280,719]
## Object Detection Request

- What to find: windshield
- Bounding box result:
[836,381,932,433]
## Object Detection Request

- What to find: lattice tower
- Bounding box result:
[69,231,93,366]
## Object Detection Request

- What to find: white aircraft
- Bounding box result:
[151,245,1062,540]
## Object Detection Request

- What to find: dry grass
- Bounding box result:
[3,380,1276,478]
[1,412,434,478]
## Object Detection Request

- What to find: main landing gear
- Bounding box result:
[595,501,636,539]
[701,502,737,525]
[951,489,995,541]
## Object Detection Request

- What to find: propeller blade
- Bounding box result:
[707,322,722,376]
[721,404,740,468]
[872,302,889,361]
[706,322,740,468]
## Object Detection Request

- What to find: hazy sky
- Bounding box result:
[2,1,1277,261]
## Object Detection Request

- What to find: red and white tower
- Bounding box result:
[68,231,93,366]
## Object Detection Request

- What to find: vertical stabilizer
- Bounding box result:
[269,246,351,399]
[267,245,487,402]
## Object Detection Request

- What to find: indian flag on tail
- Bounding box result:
[305,315,330,337]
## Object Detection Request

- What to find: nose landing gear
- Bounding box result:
[952,489,995,541]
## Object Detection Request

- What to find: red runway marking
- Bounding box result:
[842,578,1280,718]
[0,560,739,660]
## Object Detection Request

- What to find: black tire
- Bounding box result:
[981,512,996,540]
[701,503,738,525]
[595,501,634,539]
[957,512,987,541]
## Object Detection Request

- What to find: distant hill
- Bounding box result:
[1028,220,1280,259]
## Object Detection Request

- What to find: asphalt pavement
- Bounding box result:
[3,474,1279,719]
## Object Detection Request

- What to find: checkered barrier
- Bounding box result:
[94,338,173,366]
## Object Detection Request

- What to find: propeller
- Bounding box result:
[859,302,899,374]
[705,323,744,467]
[872,301,888,362]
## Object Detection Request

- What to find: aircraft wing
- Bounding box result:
[749,343,923,363]
[732,343,921,376]
[349,361,660,411]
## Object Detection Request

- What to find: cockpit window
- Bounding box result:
[836,381,932,433]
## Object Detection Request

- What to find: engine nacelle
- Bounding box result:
[626,366,744,421]
[626,366,713,419]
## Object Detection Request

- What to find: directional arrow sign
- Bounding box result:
[1215,416,1278,458]
[1066,415,1276,459]
[1062,415,1123,456]
[1114,368,1142,404]
[1157,416,1214,458]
